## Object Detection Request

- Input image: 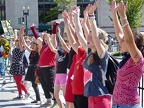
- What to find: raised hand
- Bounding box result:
[110,0,118,14]
[31,23,36,27]
[20,26,25,36]
[57,27,61,35]
[117,0,128,18]
[62,10,70,23]
[71,6,80,16]
[83,9,88,21]
[88,1,99,15]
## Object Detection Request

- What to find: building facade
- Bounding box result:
[0,0,144,35]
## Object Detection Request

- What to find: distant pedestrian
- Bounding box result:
[0,44,6,84]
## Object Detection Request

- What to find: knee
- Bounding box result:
[54,93,59,99]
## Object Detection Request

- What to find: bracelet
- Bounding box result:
[120,17,127,21]
[88,14,95,17]
[89,16,95,19]
[121,22,129,28]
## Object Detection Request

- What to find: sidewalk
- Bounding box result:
[0,72,65,108]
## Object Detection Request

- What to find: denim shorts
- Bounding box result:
[54,73,67,86]
[112,103,141,108]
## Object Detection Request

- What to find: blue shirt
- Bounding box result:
[83,51,109,96]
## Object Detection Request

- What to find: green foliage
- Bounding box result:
[54,0,76,10]
[111,51,122,56]
[106,0,144,29]
[47,0,76,21]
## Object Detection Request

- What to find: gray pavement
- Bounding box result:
[0,72,65,108]
[0,57,144,108]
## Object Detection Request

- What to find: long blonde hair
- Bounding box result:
[87,29,109,65]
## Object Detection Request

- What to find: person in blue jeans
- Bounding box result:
[0,45,6,84]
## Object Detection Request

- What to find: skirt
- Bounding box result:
[25,65,37,82]
[10,63,25,76]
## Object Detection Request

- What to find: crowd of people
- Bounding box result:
[0,0,144,108]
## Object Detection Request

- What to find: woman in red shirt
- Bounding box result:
[62,10,88,108]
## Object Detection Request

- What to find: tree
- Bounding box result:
[106,0,144,29]
[46,0,76,21]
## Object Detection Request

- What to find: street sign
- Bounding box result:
[1,20,14,39]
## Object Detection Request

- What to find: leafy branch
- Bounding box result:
[106,0,144,29]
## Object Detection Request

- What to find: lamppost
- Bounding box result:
[23,6,29,36]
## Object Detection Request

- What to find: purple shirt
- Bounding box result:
[113,56,144,105]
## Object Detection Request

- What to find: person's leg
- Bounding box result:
[13,75,22,95]
[39,67,55,99]
[31,81,40,101]
[65,79,74,108]
[69,102,75,108]
[0,63,6,84]
[74,95,88,108]
[39,67,55,107]
[54,85,62,108]
[18,76,28,94]
[39,67,52,99]
[15,75,30,99]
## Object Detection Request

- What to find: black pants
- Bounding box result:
[74,94,88,108]
[32,82,40,101]
[39,66,55,99]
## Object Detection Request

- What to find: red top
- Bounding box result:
[72,47,87,95]
[38,45,56,66]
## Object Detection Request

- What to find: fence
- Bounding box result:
[139,75,144,107]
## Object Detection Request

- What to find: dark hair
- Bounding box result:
[132,29,144,55]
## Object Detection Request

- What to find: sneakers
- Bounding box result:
[2,80,6,84]
[31,100,41,105]
[13,95,23,100]
[31,100,37,103]
[40,100,52,107]
[25,92,30,99]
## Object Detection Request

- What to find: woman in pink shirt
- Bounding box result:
[110,0,144,108]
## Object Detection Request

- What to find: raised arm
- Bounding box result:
[88,2,105,58]
[117,1,142,62]
[72,6,87,51]
[50,22,60,49]
[30,23,43,49]
[19,27,24,52]
[14,29,18,40]
[81,8,90,40]
[57,27,70,53]
[62,10,79,54]
[45,33,57,54]
[110,0,124,43]
[22,38,32,53]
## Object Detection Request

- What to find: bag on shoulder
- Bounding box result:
[105,55,119,94]
[95,53,119,94]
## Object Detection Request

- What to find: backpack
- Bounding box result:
[105,55,119,94]
[95,54,119,94]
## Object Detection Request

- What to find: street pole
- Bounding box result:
[23,6,29,36]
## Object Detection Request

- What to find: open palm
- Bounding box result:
[88,2,99,15]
